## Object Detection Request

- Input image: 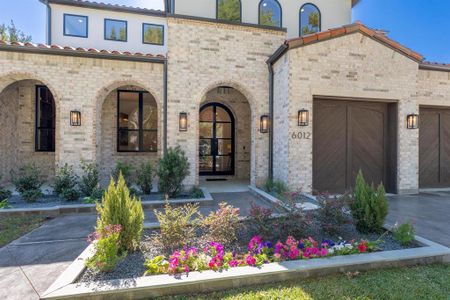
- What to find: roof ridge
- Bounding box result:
[285,22,424,63]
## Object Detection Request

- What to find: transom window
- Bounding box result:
[259,0,282,28]
[104,19,127,42]
[64,14,88,38]
[117,91,158,152]
[217,0,241,22]
[300,3,321,35]
[143,23,164,45]
[35,86,55,152]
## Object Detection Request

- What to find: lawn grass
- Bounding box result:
[167,264,450,300]
[0,215,47,247]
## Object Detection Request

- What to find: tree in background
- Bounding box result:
[260,10,276,27]
[0,20,32,43]
[218,0,241,22]
[301,12,320,35]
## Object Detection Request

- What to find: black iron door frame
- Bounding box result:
[199,102,235,176]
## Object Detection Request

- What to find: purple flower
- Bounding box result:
[298,242,305,249]
[322,239,335,247]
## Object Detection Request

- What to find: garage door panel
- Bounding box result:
[313,102,347,193]
[440,112,450,185]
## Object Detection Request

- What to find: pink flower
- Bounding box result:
[288,247,300,260]
[228,260,239,267]
[320,248,328,257]
[248,236,263,251]
[245,255,256,266]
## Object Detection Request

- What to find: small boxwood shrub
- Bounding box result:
[0,176,12,201]
[393,221,416,246]
[157,146,190,198]
[54,164,80,201]
[112,161,133,185]
[201,202,240,246]
[80,160,100,198]
[12,164,44,202]
[136,161,153,195]
[96,173,144,252]
[263,178,288,197]
[350,170,388,233]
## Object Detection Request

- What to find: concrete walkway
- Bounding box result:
[387,191,450,247]
[0,191,271,300]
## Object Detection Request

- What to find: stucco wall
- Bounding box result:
[166,16,285,187]
[50,3,168,55]
[174,0,352,38]
[277,32,421,194]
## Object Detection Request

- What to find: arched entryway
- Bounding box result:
[199,102,235,176]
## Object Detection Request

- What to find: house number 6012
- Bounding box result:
[291,132,311,139]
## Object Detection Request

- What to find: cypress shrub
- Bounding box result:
[157,146,190,198]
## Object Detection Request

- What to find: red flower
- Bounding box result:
[358,243,367,253]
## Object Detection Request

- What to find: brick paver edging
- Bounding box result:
[41,235,450,299]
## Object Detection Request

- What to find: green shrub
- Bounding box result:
[350,170,388,233]
[157,147,190,198]
[0,176,12,201]
[96,173,144,252]
[86,224,123,272]
[189,186,204,199]
[112,161,133,185]
[201,202,240,246]
[136,161,153,195]
[153,202,200,251]
[316,193,353,236]
[393,221,416,246]
[0,199,11,209]
[54,164,80,201]
[263,178,288,197]
[80,161,100,197]
[12,164,43,202]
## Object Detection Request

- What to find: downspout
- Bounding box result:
[163,59,168,155]
[41,0,52,44]
[266,44,288,180]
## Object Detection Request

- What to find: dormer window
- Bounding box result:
[300,3,321,35]
[259,0,282,28]
[104,19,127,42]
[64,14,88,38]
[217,0,241,22]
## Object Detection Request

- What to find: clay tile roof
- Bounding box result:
[0,40,165,61]
[285,22,424,63]
[420,61,450,72]
[42,0,165,16]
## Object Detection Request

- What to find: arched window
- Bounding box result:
[300,3,321,35]
[217,0,241,22]
[259,0,282,28]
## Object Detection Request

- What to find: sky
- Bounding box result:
[0,0,449,63]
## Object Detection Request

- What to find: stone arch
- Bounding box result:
[0,72,61,184]
[93,79,163,183]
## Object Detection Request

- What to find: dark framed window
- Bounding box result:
[63,14,88,38]
[104,19,127,42]
[300,3,321,36]
[35,86,55,152]
[117,90,158,152]
[217,0,241,22]
[259,0,282,28]
[142,23,164,45]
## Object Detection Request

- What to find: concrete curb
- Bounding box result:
[40,235,450,300]
[0,188,213,217]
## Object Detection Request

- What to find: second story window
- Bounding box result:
[259,0,282,28]
[217,0,241,22]
[105,19,127,42]
[300,3,321,35]
[64,14,88,38]
[143,24,164,45]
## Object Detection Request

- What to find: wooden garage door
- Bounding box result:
[419,107,450,188]
[313,99,395,194]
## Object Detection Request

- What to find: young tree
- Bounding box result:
[218,0,241,22]
[0,20,32,43]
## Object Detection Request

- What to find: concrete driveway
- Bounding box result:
[387,191,450,247]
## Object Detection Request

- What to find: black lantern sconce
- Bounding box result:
[70,111,81,126]
[406,114,419,129]
[179,112,188,131]
[298,109,309,126]
[260,115,269,133]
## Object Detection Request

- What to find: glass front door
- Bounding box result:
[199,103,234,175]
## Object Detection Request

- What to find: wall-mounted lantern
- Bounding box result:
[298,109,309,126]
[70,111,81,126]
[179,112,188,131]
[407,114,419,129]
[260,115,269,133]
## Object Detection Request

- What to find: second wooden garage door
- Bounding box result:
[419,107,450,188]
[313,99,396,194]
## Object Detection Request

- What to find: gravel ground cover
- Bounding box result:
[78,220,420,283]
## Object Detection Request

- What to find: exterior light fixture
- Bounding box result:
[70,111,81,126]
[260,115,269,133]
[179,112,188,131]
[406,114,419,129]
[298,109,309,126]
